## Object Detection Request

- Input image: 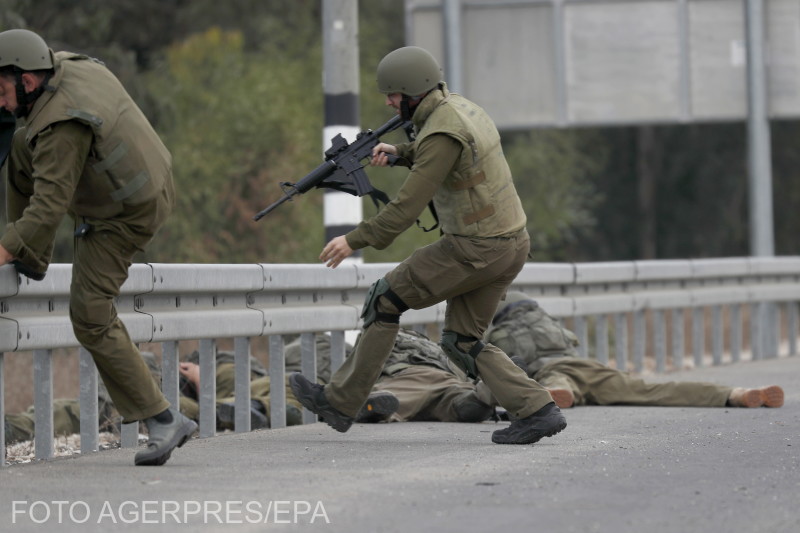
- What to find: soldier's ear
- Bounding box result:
[20,72,43,93]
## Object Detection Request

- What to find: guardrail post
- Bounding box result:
[712,305,723,365]
[653,310,666,373]
[234,336,252,433]
[766,303,780,358]
[788,302,798,356]
[671,308,685,371]
[79,347,99,455]
[33,349,54,460]
[330,330,347,372]
[730,304,743,363]
[595,315,608,364]
[269,335,287,429]
[692,308,705,368]
[301,332,318,425]
[198,339,217,438]
[614,313,627,370]
[161,341,180,409]
[750,302,763,360]
[633,310,646,373]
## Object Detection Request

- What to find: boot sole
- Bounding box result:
[289,373,353,433]
[134,419,198,466]
[356,393,400,423]
[491,418,567,445]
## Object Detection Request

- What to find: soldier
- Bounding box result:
[4,352,187,446]
[368,329,495,423]
[488,292,785,410]
[293,330,493,424]
[291,46,565,445]
[0,29,196,465]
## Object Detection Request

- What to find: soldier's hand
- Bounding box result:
[370,143,398,167]
[320,236,353,269]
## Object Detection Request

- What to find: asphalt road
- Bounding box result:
[1,356,798,533]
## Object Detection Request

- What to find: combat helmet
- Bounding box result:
[493,291,537,323]
[0,29,53,71]
[0,29,53,118]
[377,46,442,97]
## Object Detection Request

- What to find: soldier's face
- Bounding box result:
[0,74,18,113]
[385,92,403,113]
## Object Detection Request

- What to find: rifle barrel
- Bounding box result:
[253,193,293,221]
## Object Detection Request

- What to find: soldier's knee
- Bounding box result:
[361,278,409,327]
[440,331,485,380]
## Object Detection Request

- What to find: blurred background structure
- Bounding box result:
[2,0,799,266]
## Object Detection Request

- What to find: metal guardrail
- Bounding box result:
[2,256,799,464]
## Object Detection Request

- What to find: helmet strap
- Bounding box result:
[400,95,415,122]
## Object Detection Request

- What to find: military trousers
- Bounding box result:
[534,358,732,407]
[326,230,553,419]
[373,365,494,423]
[70,205,172,423]
[179,363,303,426]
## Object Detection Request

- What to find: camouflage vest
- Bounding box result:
[24,52,173,219]
[381,329,455,377]
[486,300,579,374]
[411,85,526,237]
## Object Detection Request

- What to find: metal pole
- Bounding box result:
[322,0,362,257]
[744,0,775,257]
[443,0,463,93]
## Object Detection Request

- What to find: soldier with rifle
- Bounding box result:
[287,46,566,445]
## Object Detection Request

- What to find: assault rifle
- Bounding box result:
[253,114,408,221]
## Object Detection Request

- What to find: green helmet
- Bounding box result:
[494,291,537,319]
[0,29,53,71]
[376,46,442,97]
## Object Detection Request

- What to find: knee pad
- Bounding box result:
[440,331,485,380]
[361,278,409,328]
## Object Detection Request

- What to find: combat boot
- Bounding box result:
[355,391,400,423]
[728,386,784,408]
[491,402,566,445]
[289,373,354,432]
[216,399,270,431]
[134,408,197,466]
[547,388,575,409]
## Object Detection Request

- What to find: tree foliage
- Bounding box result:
[2,0,799,265]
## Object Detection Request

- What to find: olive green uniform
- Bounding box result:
[180,348,306,427]
[487,299,731,407]
[1,52,175,423]
[372,329,495,423]
[288,330,494,423]
[325,84,552,419]
[4,353,175,445]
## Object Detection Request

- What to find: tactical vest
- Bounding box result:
[381,329,455,376]
[486,300,579,374]
[412,86,526,237]
[23,52,172,219]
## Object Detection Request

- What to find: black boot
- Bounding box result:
[355,391,400,423]
[289,373,353,432]
[216,400,270,431]
[491,402,566,445]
